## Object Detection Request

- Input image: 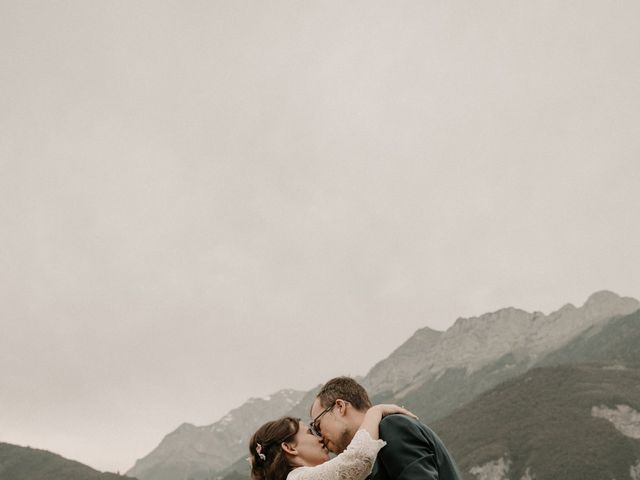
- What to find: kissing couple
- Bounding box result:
[248,376,461,480]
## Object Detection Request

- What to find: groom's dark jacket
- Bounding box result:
[370,414,461,480]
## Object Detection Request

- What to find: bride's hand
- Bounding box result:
[372,404,418,419]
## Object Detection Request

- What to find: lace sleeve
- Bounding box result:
[287,430,386,480]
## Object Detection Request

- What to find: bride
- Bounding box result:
[248,404,415,480]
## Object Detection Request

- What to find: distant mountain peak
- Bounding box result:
[483,306,531,318]
[558,302,576,312]
[584,290,622,306]
[416,325,444,334]
[246,388,303,404]
[581,290,639,319]
[450,306,533,332]
[175,422,196,433]
[363,323,444,395]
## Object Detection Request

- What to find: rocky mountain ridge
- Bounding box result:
[364,290,639,397]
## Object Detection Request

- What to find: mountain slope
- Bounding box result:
[537,308,640,368]
[431,365,640,480]
[127,389,306,480]
[0,443,135,480]
[364,326,443,396]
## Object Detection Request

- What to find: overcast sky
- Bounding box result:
[1,0,639,474]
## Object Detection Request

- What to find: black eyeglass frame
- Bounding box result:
[309,401,336,437]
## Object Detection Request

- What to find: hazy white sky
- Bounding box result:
[1,0,639,474]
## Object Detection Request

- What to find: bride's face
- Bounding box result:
[290,421,330,466]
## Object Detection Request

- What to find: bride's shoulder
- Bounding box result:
[287,466,308,480]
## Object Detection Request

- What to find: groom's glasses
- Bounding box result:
[309,402,336,437]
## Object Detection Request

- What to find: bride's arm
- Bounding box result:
[288,429,384,480]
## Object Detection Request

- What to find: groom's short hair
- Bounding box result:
[316,376,372,411]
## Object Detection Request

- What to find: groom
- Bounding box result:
[310,376,461,480]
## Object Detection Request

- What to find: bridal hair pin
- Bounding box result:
[256,443,266,461]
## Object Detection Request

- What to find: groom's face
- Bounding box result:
[310,398,352,454]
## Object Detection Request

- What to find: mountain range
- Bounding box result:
[219,306,640,480]
[127,290,640,480]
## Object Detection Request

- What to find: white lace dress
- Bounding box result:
[287,430,386,480]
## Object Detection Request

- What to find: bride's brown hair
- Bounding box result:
[249,416,300,480]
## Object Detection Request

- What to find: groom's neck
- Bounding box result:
[351,407,368,430]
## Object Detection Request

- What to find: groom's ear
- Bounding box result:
[335,399,348,416]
